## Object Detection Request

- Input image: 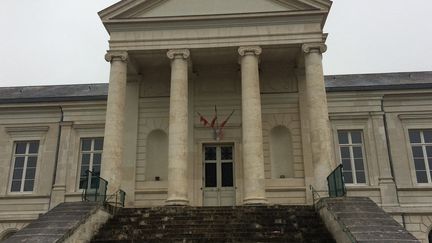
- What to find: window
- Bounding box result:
[10,141,39,192]
[409,130,432,183]
[79,138,103,189]
[337,131,366,184]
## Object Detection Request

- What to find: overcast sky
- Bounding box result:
[0,0,431,87]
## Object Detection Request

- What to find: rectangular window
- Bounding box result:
[79,138,103,189]
[10,141,39,192]
[337,131,367,184]
[409,130,432,184]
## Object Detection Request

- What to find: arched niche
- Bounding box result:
[145,130,168,181]
[270,125,294,179]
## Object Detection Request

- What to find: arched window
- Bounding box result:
[429,229,432,243]
[270,126,294,179]
[145,130,168,181]
[1,229,17,241]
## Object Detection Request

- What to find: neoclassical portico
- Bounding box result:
[98,0,335,207]
[100,42,334,205]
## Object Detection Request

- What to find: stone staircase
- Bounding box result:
[91,205,335,243]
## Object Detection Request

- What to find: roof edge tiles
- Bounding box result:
[0,71,431,103]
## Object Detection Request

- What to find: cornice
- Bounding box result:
[99,0,331,22]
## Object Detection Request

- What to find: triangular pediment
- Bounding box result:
[100,0,331,21]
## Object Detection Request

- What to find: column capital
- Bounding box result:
[105,51,128,63]
[167,49,190,60]
[302,43,327,54]
[238,46,262,56]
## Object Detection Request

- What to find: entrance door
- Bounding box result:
[203,145,235,206]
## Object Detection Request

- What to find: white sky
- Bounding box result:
[0,0,431,87]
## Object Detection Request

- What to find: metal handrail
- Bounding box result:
[105,189,126,214]
[81,170,108,204]
[309,185,321,206]
[327,164,347,198]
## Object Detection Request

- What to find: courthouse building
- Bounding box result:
[1,0,432,242]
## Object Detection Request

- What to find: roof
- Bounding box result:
[0,84,108,104]
[0,71,431,104]
[325,71,432,92]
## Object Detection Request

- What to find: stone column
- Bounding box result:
[166,49,190,206]
[302,43,334,191]
[101,51,128,194]
[238,46,268,205]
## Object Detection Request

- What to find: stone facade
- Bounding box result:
[0,0,432,242]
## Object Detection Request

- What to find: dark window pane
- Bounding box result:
[354,159,364,171]
[92,166,101,173]
[412,146,424,158]
[25,168,36,179]
[352,147,363,159]
[424,131,432,143]
[338,132,349,144]
[23,180,34,191]
[414,159,426,170]
[351,131,362,144]
[427,146,432,157]
[94,138,104,151]
[416,171,428,183]
[343,172,353,184]
[11,181,21,192]
[14,157,25,168]
[15,142,27,154]
[356,171,366,183]
[205,147,217,160]
[13,169,23,180]
[82,154,90,165]
[205,163,217,187]
[79,178,87,189]
[81,166,89,176]
[342,159,351,170]
[93,154,101,165]
[81,139,92,151]
[221,147,233,160]
[27,156,37,168]
[340,147,350,159]
[221,163,233,187]
[409,131,421,143]
[28,141,39,154]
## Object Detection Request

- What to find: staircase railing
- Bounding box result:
[327,164,347,197]
[309,185,321,206]
[105,189,126,214]
[80,170,107,204]
[81,170,126,211]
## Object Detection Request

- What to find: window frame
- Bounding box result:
[8,140,40,194]
[408,129,432,184]
[77,137,104,190]
[337,130,368,185]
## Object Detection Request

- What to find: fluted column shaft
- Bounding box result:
[166,49,190,206]
[238,46,268,205]
[101,51,128,193]
[302,44,334,191]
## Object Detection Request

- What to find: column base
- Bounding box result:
[50,185,66,209]
[379,177,399,207]
[165,197,190,206]
[243,197,268,205]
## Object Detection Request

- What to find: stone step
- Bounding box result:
[91,206,335,242]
